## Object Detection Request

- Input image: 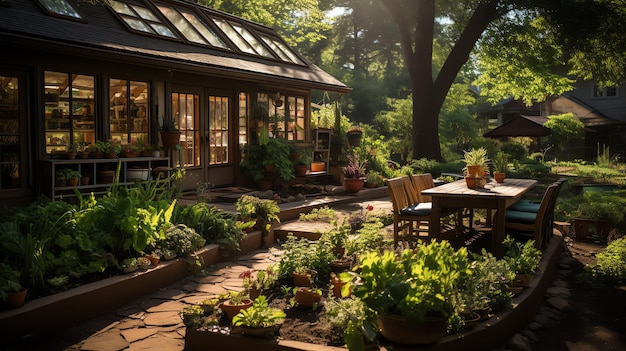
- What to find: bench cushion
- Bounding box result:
[505,210,537,224]
[400,202,432,216]
[510,200,540,213]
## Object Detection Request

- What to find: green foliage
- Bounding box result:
[492,151,509,173]
[406,158,442,177]
[232,295,286,328]
[464,250,514,313]
[235,195,280,240]
[325,297,373,351]
[298,206,336,222]
[349,240,470,347]
[345,222,385,256]
[594,237,626,284]
[277,235,334,280]
[0,262,21,301]
[174,203,245,256]
[500,142,528,161]
[55,168,80,181]
[503,236,542,275]
[162,224,206,257]
[240,137,294,182]
[463,147,488,167]
[544,113,585,154]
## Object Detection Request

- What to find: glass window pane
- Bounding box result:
[131,4,159,21]
[212,18,255,54]
[36,0,82,19]
[123,16,154,33]
[109,0,133,16]
[0,75,21,190]
[158,6,206,44]
[182,11,228,49]
[230,23,273,58]
[150,23,177,38]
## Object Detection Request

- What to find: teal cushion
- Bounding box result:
[510,200,540,213]
[505,210,537,224]
[400,202,432,216]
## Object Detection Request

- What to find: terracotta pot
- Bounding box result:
[78,151,90,159]
[146,255,160,266]
[5,288,28,309]
[514,273,533,287]
[310,161,325,172]
[238,324,281,337]
[160,131,181,148]
[294,288,321,307]
[66,152,76,160]
[120,151,138,158]
[81,176,90,186]
[465,176,479,189]
[249,287,262,300]
[263,164,276,174]
[463,312,481,328]
[90,151,104,159]
[330,258,352,273]
[466,165,485,178]
[67,178,79,187]
[104,152,117,159]
[219,299,253,320]
[292,270,316,287]
[378,314,447,345]
[573,218,592,239]
[344,178,365,193]
[473,306,493,321]
[257,178,273,191]
[97,170,115,184]
[331,277,351,298]
[494,172,506,183]
[141,150,152,157]
[294,164,308,177]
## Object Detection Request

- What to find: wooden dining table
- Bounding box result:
[421,178,537,257]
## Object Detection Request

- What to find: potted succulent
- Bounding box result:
[346,240,470,346]
[492,151,509,183]
[463,147,488,188]
[120,257,138,273]
[343,153,367,193]
[160,115,181,148]
[232,295,286,337]
[503,235,542,287]
[180,305,205,328]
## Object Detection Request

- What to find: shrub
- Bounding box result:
[500,142,528,161]
[594,237,626,284]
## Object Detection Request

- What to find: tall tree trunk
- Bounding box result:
[381,0,501,161]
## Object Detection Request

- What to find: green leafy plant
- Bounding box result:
[240,137,294,181]
[56,168,80,181]
[162,224,206,257]
[588,237,626,285]
[325,297,373,351]
[366,170,384,187]
[503,235,542,275]
[239,266,278,292]
[492,151,509,173]
[298,206,336,222]
[0,263,22,302]
[343,153,367,179]
[235,195,280,240]
[463,147,488,167]
[232,295,286,328]
[277,235,334,280]
[346,240,471,345]
[161,115,178,131]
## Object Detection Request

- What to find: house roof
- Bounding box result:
[555,94,622,127]
[0,0,350,93]
[484,115,549,138]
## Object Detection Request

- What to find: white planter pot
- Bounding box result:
[126,168,150,181]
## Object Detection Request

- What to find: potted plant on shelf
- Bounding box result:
[346,125,364,147]
[492,151,509,183]
[87,140,107,158]
[66,143,78,160]
[503,235,542,287]
[293,151,312,177]
[104,140,122,158]
[160,115,181,148]
[56,168,80,187]
[343,153,367,193]
[240,137,294,186]
[232,295,286,337]
[463,147,488,189]
[346,240,470,346]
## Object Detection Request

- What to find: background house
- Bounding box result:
[0,0,349,206]
[482,79,626,160]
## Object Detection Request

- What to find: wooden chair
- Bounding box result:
[387,176,433,247]
[504,183,559,249]
[410,173,465,234]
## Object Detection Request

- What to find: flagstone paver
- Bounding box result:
[120,327,159,343]
[125,332,185,351]
[142,311,182,326]
[116,318,144,330]
[145,299,187,312]
[81,329,129,351]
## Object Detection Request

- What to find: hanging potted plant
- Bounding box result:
[346,125,364,147]
[492,151,509,183]
[343,153,367,193]
[160,114,181,148]
[463,147,488,189]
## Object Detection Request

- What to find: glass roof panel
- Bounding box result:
[157,5,206,44]
[181,11,229,49]
[35,0,82,19]
[109,0,178,39]
[212,17,256,54]
[230,23,273,58]
[260,36,291,62]
[270,39,305,65]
